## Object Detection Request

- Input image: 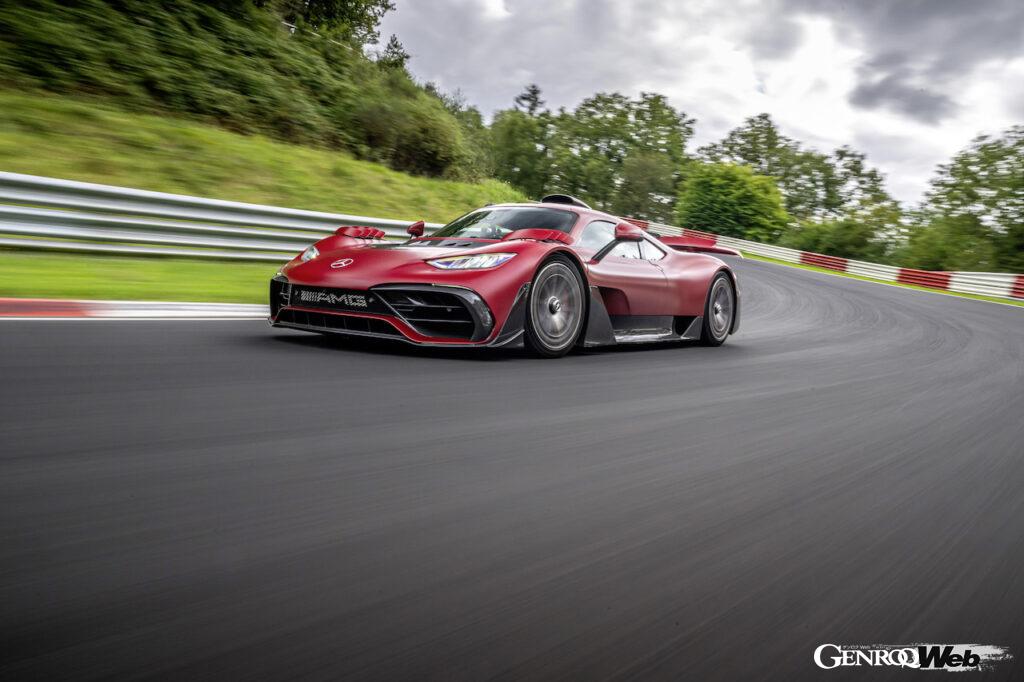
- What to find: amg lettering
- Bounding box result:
[297,291,368,308]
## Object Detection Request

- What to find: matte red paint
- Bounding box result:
[614,222,646,241]
[273,202,736,346]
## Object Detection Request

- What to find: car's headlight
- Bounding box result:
[300,245,319,262]
[427,253,516,270]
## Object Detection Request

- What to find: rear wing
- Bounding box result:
[656,235,742,257]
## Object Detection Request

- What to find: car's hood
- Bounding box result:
[282,239,509,289]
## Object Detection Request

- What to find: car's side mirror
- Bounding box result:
[407,220,425,238]
[591,221,647,263]
[614,222,645,241]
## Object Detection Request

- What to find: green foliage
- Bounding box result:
[701,114,899,223]
[610,152,677,223]
[675,163,790,242]
[377,34,410,69]
[779,219,890,262]
[0,93,526,222]
[491,109,550,198]
[257,0,395,42]
[514,84,545,116]
[700,114,903,261]
[908,126,1023,271]
[545,92,694,210]
[0,0,474,178]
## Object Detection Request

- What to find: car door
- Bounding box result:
[574,220,669,316]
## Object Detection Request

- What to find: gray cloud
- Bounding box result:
[746,17,805,60]
[780,0,1024,122]
[378,0,1024,204]
[849,65,958,124]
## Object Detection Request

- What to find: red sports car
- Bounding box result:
[270,195,740,357]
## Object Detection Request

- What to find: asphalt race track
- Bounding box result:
[2,258,1023,680]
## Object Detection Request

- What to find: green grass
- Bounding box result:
[0,93,527,223]
[743,252,1024,307]
[0,250,275,302]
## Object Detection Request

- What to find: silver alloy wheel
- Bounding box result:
[708,276,734,340]
[529,261,583,352]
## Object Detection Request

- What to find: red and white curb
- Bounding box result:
[0,298,267,319]
[657,226,1024,301]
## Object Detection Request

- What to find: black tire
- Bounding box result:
[699,272,735,346]
[524,256,586,357]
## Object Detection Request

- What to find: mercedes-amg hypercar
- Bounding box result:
[269,195,740,357]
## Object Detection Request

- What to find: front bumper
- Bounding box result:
[269,276,528,347]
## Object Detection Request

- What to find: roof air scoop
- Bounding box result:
[540,194,591,209]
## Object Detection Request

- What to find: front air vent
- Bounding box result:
[270,278,290,318]
[276,309,401,337]
[376,289,476,340]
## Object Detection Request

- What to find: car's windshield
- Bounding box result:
[430,207,578,240]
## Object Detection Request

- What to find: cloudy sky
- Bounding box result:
[378,0,1024,205]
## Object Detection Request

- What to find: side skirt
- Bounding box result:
[612,316,703,343]
[582,288,704,346]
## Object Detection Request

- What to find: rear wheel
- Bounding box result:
[524,257,585,357]
[700,272,735,346]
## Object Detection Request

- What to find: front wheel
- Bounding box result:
[700,272,735,346]
[524,257,585,357]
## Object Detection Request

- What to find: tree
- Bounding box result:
[377,34,409,69]
[545,92,692,210]
[491,109,550,198]
[628,93,694,169]
[424,84,494,179]
[914,126,1024,271]
[701,114,899,224]
[610,152,676,223]
[261,0,395,43]
[514,84,545,116]
[675,163,790,242]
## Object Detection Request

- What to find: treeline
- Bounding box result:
[486,94,1021,273]
[0,0,477,176]
[0,1,1020,272]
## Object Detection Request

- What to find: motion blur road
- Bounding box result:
[2,258,1023,680]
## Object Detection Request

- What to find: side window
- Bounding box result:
[639,238,666,261]
[607,241,643,259]
[578,220,616,250]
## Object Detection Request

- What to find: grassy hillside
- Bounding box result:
[0,0,485,178]
[0,93,526,222]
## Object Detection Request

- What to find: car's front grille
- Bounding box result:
[287,285,391,315]
[375,289,476,340]
[275,308,401,337]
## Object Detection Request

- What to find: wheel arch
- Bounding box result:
[542,247,594,346]
[714,265,741,334]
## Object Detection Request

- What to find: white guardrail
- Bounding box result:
[0,171,1021,300]
[0,172,443,262]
